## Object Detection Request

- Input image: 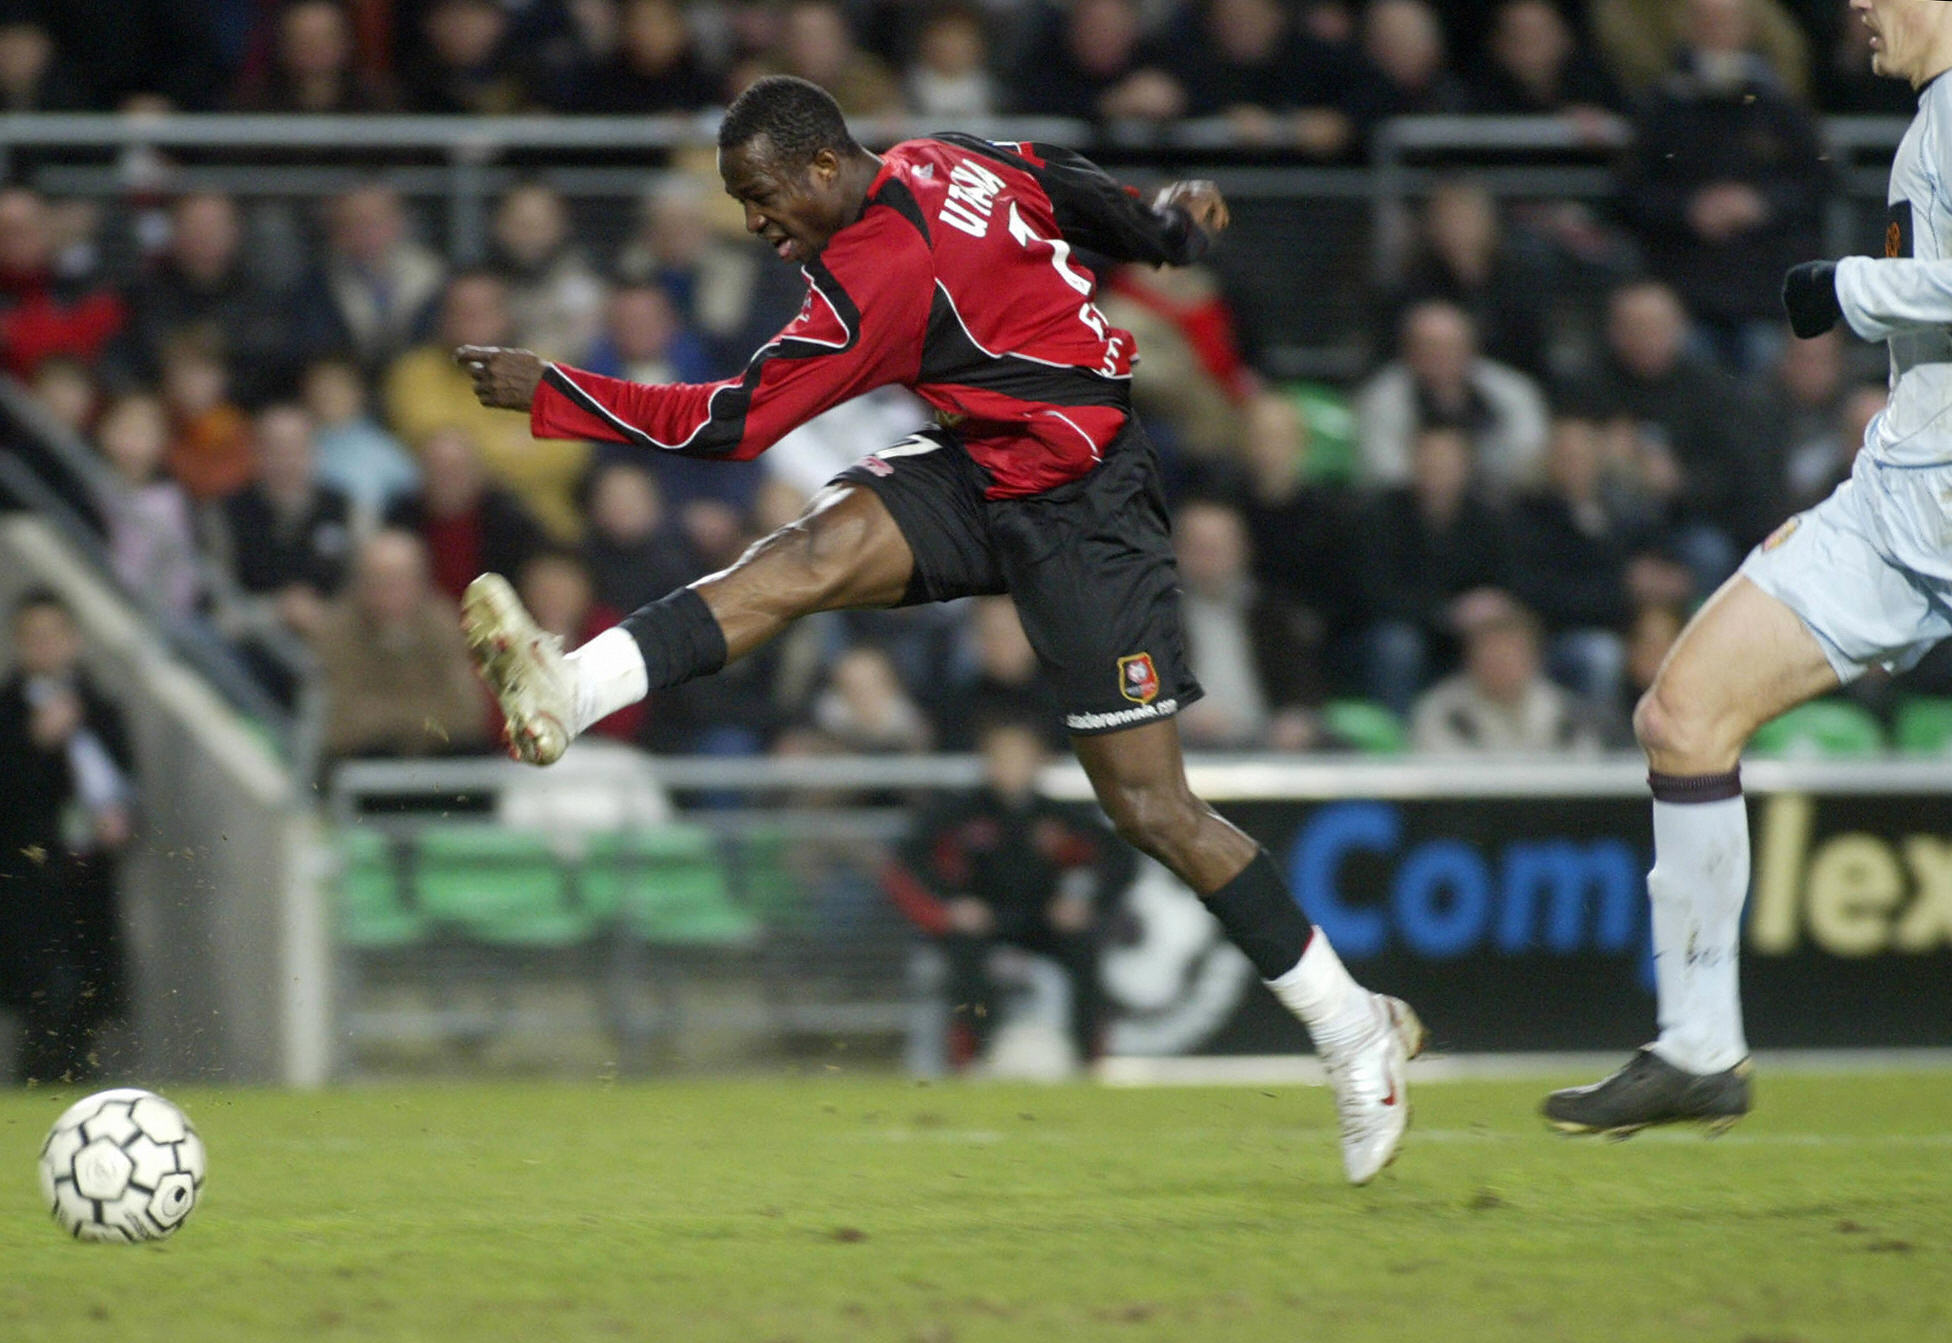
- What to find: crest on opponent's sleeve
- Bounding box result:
[1886,200,1913,258]
[1118,652,1160,704]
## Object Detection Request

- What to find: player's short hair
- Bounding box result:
[718,75,861,170]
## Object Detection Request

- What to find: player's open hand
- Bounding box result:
[1155,180,1229,239]
[455,345,545,411]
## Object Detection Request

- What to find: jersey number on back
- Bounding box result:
[1005,202,1124,377]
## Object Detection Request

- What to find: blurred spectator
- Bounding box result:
[400,0,528,114]
[1581,280,1762,578]
[1355,300,1548,494]
[903,3,995,119]
[0,187,125,379]
[1593,0,1809,99]
[295,184,447,375]
[0,13,80,110]
[1473,0,1622,115]
[614,171,804,375]
[933,596,1066,751]
[38,0,224,110]
[206,403,352,648]
[383,269,590,540]
[1228,390,1362,649]
[92,392,203,618]
[312,529,489,759]
[1387,177,1554,378]
[1171,0,1358,157]
[383,424,550,604]
[1781,381,1886,517]
[0,589,133,1084]
[883,715,1133,1071]
[1410,588,1610,752]
[1349,0,1472,123]
[514,549,643,742]
[158,333,254,502]
[1750,329,1847,516]
[812,645,932,753]
[1012,0,1185,123]
[582,280,713,388]
[581,280,757,517]
[1619,600,1684,727]
[1506,414,1671,703]
[300,356,420,521]
[489,182,606,364]
[1173,498,1327,751]
[112,192,306,405]
[1618,0,1828,370]
[564,0,719,113]
[1357,426,1512,713]
[767,0,901,116]
[26,355,97,438]
[1101,262,1253,464]
[579,458,701,614]
[232,0,394,112]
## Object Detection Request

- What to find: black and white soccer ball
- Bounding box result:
[37,1088,206,1243]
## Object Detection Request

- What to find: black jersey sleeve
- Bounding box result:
[933,131,1209,267]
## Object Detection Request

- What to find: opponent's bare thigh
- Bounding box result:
[693,483,915,660]
[1640,574,1842,774]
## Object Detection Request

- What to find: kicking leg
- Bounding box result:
[1544,574,1838,1136]
[1071,717,1425,1184]
[464,484,913,764]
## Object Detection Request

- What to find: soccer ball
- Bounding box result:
[37,1088,206,1243]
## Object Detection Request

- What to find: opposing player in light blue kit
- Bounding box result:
[1546,0,1952,1135]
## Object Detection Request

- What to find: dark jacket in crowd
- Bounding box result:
[1506,490,1653,632]
[1357,488,1512,636]
[1581,356,1768,545]
[219,481,356,597]
[1621,53,1828,323]
[0,670,130,1030]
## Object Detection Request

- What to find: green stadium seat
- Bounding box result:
[1748,700,1886,759]
[585,827,758,949]
[1283,382,1357,483]
[411,825,594,947]
[335,828,427,949]
[1322,698,1408,755]
[1894,697,1952,756]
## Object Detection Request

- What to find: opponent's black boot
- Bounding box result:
[1542,1049,1752,1138]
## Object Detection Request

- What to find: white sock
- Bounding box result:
[1265,932,1375,1056]
[1647,794,1750,1074]
[565,627,648,735]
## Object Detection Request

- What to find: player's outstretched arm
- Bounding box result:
[456,345,545,411]
[1815,255,1952,342]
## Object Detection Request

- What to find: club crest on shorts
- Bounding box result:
[1762,516,1801,552]
[1118,652,1160,705]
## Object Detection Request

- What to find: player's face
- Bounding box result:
[1856,0,1949,86]
[719,140,850,265]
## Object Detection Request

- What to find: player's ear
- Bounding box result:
[809,147,841,187]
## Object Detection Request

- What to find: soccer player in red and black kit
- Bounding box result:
[457,75,1424,1183]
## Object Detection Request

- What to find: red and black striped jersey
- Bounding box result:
[529,134,1208,498]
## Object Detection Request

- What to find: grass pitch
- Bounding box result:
[3,1070,1949,1343]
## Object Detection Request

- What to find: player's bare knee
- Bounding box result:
[1634,679,1738,771]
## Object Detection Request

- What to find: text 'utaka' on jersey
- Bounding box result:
[527,134,1209,497]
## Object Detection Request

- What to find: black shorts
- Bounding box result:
[833,421,1202,735]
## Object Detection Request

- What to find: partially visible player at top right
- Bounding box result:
[1546,0,1952,1135]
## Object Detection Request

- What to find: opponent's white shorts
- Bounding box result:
[1739,450,1952,682]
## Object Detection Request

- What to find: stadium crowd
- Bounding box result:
[0,0,1923,765]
